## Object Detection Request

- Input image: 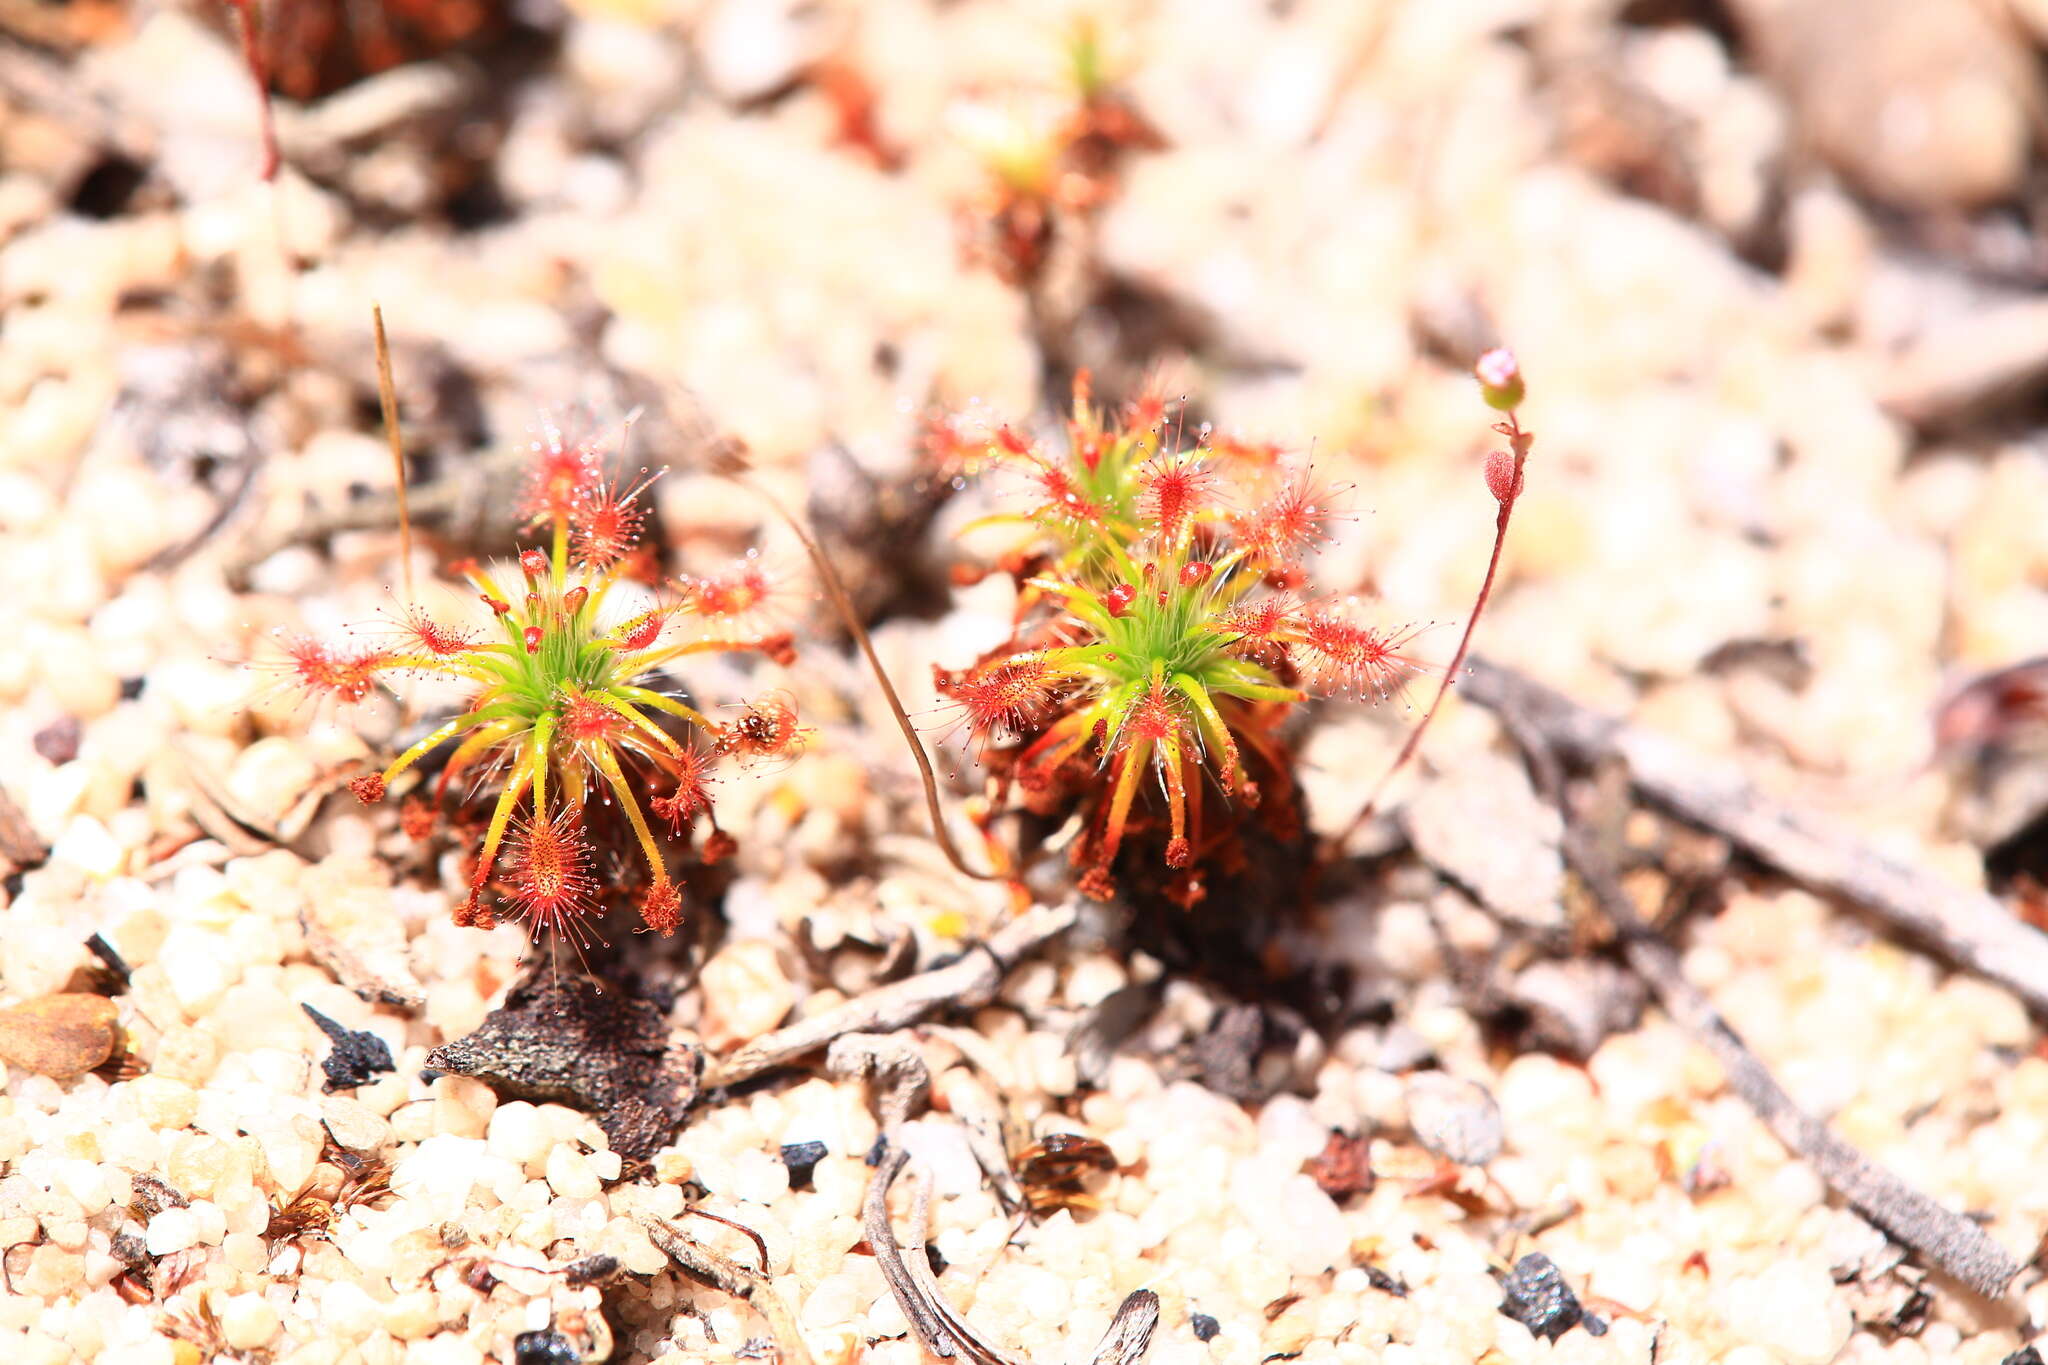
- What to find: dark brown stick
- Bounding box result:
[1560,821,2021,1298]
[1462,655,2048,1018]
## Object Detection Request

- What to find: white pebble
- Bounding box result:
[545,1144,603,1200]
[143,1207,198,1255]
[487,1101,549,1170]
[1714,1265,1850,1364]
[1064,954,1129,1009]
[895,1119,983,1198]
[1230,1160,1348,1275]
[159,931,235,1017]
[187,1200,227,1245]
[698,940,796,1049]
[1255,1094,1331,1169]
[218,1294,280,1349]
[319,1096,390,1153]
[731,1147,791,1205]
[48,815,124,880]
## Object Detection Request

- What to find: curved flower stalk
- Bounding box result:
[282,420,800,939]
[936,376,1429,902]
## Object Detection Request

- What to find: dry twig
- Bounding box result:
[1461,656,2048,1017]
[826,1032,933,1131]
[1563,816,2022,1297]
[867,1147,1018,1365]
[1489,690,2025,1297]
[637,1213,815,1365]
[864,1148,1161,1365]
[709,900,1079,1087]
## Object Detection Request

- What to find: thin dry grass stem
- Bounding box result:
[714,441,1004,885]
[371,305,414,601]
[1334,351,1532,857]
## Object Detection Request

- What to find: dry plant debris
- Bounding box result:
[425,970,701,1162]
[299,1002,395,1093]
[709,900,1079,1087]
[1465,655,2048,1016]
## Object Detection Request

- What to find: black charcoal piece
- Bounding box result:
[780,1140,829,1189]
[1190,1313,1220,1342]
[86,932,132,986]
[2000,1349,2043,1365]
[1364,1264,1409,1297]
[302,1004,395,1093]
[1499,1252,1583,1342]
[513,1329,579,1365]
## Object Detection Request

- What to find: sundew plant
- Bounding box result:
[935,356,1532,903]
[278,419,801,942]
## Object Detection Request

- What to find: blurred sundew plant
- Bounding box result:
[954,15,1162,286]
[269,415,802,944]
[928,355,1534,905]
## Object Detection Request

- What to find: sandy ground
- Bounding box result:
[5,1,2048,1362]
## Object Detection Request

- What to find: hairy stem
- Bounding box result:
[1334,411,1530,853]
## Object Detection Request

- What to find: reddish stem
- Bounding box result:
[223,0,280,181]
[1334,411,1531,852]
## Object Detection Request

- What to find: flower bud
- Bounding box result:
[1104,583,1136,617]
[1475,348,1524,411]
[1484,450,1524,505]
